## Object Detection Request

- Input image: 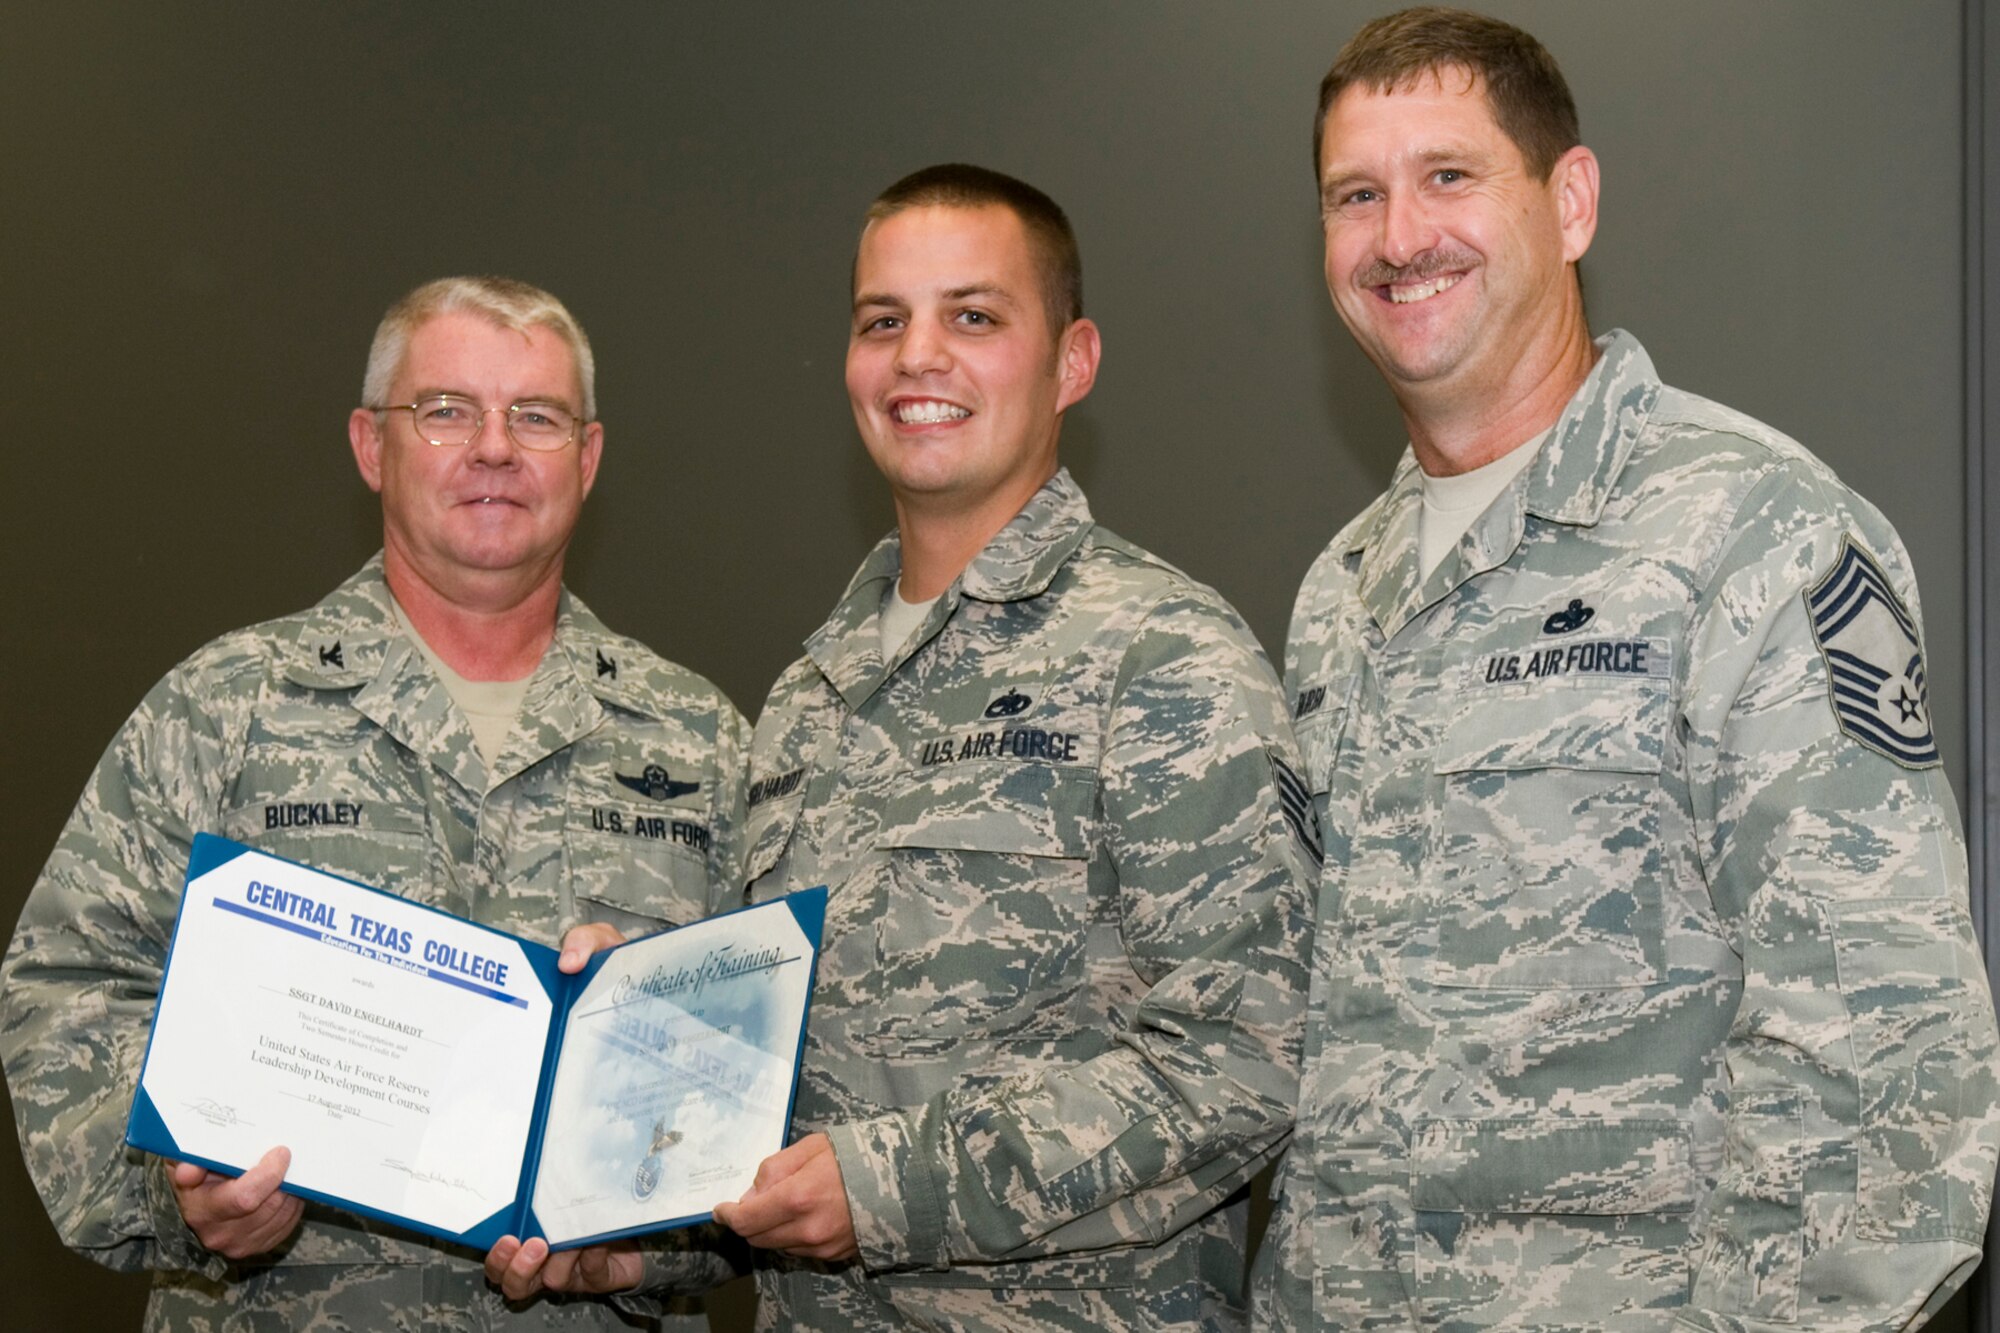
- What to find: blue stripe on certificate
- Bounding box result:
[211,898,527,1008]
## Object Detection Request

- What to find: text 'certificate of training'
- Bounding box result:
[531,896,819,1242]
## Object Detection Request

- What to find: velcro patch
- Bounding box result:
[1805,537,1939,768]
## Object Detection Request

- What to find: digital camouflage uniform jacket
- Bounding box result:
[1,556,747,1332]
[743,470,1316,1331]
[1255,331,2000,1331]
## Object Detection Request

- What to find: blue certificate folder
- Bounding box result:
[127,833,826,1253]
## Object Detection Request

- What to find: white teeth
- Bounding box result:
[896,400,970,424]
[1388,273,1462,304]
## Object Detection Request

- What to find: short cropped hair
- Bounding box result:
[863,164,1083,336]
[1315,7,1580,182]
[361,276,598,420]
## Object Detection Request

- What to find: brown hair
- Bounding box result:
[862,163,1083,335]
[1315,7,1579,181]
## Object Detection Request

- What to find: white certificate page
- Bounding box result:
[530,900,816,1245]
[139,848,551,1237]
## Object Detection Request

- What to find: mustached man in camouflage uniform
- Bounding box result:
[701,165,1316,1331]
[1255,9,2000,1331]
[1,277,747,1331]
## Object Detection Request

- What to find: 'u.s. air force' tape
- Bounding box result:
[1472,636,1673,687]
[1805,535,1939,768]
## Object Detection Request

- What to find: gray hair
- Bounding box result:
[360,276,597,419]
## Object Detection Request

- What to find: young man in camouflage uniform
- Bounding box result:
[1,277,747,1330]
[706,165,1316,1330]
[1257,10,2000,1331]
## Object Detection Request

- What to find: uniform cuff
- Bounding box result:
[142,1152,229,1280]
[825,1111,949,1274]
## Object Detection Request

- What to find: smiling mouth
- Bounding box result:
[1385,273,1463,305]
[893,399,971,425]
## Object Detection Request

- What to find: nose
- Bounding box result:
[1379,190,1437,269]
[893,317,952,377]
[464,408,519,464]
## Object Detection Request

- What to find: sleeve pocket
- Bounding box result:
[1831,896,1995,1243]
[1692,1091,1804,1322]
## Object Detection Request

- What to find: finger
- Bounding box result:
[241,1194,305,1255]
[169,1159,210,1190]
[558,923,624,973]
[482,1234,523,1285]
[781,1237,859,1262]
[243,1183,302,1237]
[504,1237,552,1302]
[715,1188,801,1245]
[576,1243,627,1292]
[223,1146,292,1213]
[541,1246,581,1292]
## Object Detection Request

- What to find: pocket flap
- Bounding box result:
[743,796,805,883]
[878,763,1097,858]
[1435,685,1668,776]
[1412,1117,1694,1214]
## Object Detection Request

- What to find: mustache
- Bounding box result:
[1356,249,1478,289]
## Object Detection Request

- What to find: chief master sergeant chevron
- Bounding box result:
[1255,9,2000,1331]
[705,164,1316,1330]
[0,276,747,1330]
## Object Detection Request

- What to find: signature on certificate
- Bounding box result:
[186,1099,246,1129]
[381,1158,485,1201]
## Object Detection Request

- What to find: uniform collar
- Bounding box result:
[806,468,1095,709]
[1343,329,1662,639]
[281,555,622,793]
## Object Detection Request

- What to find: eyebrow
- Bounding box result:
[1321,143,1498,200]
[852,282,1016,314]
[406,387,579,413]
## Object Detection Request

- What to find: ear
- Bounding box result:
[1551,144,1600,264]
[576,420,605,500]
[348,408,386,494]
[1054,317,1102,415]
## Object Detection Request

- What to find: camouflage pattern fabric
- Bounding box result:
[743,470,1315,1331]
[1,556,747,1331]
[1256,330,2000,1331]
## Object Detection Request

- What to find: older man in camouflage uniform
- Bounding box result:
[1256,10,2000,1331]
[2,276,746,1330]
[704,165,1314,1331]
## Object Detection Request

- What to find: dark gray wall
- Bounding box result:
[0,3,1971,1328]
[1969,0,1996,1326]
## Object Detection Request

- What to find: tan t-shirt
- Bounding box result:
[1419,429,1549,579]
[389,598,534,770]
[879,581,941,660]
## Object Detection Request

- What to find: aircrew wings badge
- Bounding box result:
[1805,536,1939,768]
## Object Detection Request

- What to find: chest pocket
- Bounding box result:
[866,763,1097,1054]
[219,797,428,899]
[743,789,808,896]
[566,796,713,936]
[1424,686,1669,989]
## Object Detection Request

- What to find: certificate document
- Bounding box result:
[127,834,824,1251]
